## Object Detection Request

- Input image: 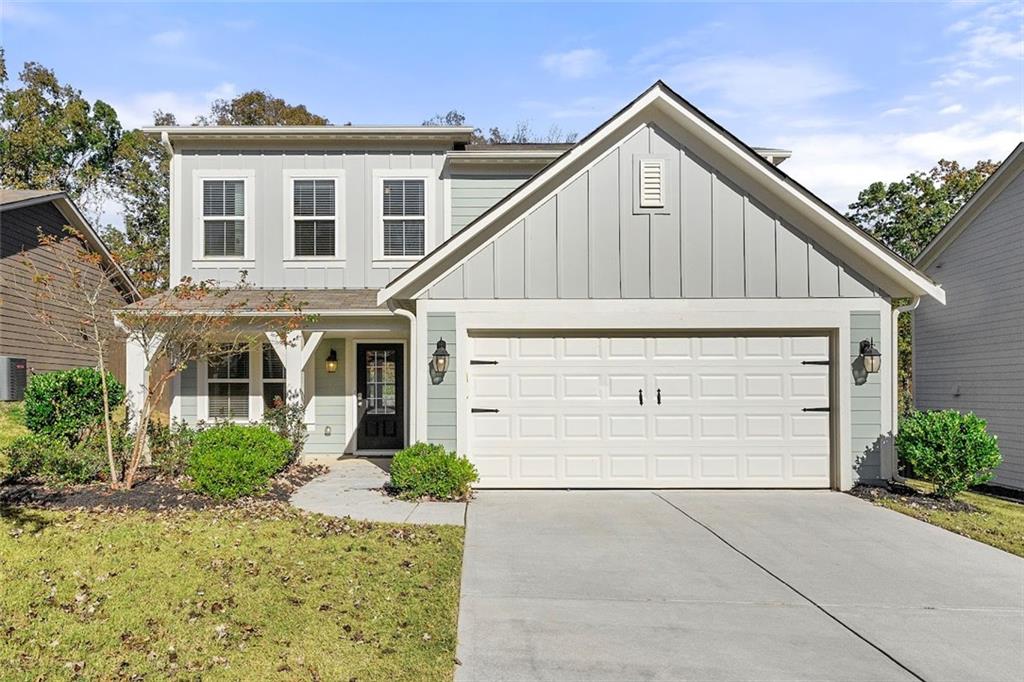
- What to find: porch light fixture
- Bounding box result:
[325,348,338,373]
[859,338,881,374]
[431,338,450,376]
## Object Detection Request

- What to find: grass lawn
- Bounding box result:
[0,505,464,681]
[868,479,1024,558]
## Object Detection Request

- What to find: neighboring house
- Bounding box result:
[0,189,140,383]
[914,142,1024,491]
[126,81,943,489]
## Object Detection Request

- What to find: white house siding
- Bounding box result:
[915,170,1024,490]
[172,143,448,289]
[450,174,532,234]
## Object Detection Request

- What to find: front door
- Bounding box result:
[357,343,404,450]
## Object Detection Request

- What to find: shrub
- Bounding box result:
[262,394,308,463]
[3,433,106,487]
[148,419,199,477]
[389,442,478,501]
[897,409,1001,498]
[23,368,125,444]
[187,423,291,499]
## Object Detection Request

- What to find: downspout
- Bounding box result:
[388,301,417,444]
[890,296,921,482]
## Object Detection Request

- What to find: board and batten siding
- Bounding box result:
[426,124,880,300]
[426,313,457,450]
[179,361,198,423]
[175,148,446,289]
[850,311,884,482]
[450,174,532,234]
[915,169,1024,490]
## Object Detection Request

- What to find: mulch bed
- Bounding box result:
[0,464,327,512]
[850,481,978,513]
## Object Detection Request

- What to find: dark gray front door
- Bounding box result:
[357,344,404,450]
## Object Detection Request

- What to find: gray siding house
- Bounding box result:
[914,143,1024,490]
[125,82,945,490]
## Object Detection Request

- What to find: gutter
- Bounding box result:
[891,296,921,482]
[388,301,418,443]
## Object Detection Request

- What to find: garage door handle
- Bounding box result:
[638,389,643,406]
[656,388,661,405]
[471,408,500,414]
[802,407,831,412]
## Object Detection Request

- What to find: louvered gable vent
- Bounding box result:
[638,158,665,208]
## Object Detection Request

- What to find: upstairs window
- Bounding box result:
[203,179,246,258]
[207,346,249,420]
[382,179,426,257]
[293,179,336,257]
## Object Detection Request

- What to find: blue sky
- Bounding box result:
[2,1,1022,214]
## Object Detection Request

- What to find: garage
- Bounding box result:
[466,333,832,488]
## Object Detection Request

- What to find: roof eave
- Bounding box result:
[142,126,476,143]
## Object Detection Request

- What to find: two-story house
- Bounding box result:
[126,81,945,490]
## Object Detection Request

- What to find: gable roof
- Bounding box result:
[378,81,945,305]
[0,189,141,301]
[915,142,1024,270]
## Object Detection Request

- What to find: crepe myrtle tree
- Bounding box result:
[115,275,309,489]
[17,226,130,482]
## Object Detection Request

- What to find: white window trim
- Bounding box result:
[282,168,346,265]
[198,343,261,423]
[192,169,256,265]
[372,168,436,266]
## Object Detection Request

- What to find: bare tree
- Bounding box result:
[115,276,307,489]
[16,227,130,482]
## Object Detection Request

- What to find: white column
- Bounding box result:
[285,330,305,408]
[124,333,163,426]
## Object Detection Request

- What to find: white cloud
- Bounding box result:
[109,82,237,129]
[665,55,857,110]
[150,29,187,48]
[979,74,1014,87]
[939,103,964,115]
[881,107,912,117]
[0,2,55,26]
[541,48,607,79]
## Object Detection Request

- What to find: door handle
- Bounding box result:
[357,392,364,407]
[656,388,661,405]
[638,389,643,406]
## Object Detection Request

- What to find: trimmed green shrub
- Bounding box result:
[23,368,125,444]
[187,423,291,499]
[389,442,478,501]
[148,419,199,477]
[3,433,106,487]
[897,409,1001,498]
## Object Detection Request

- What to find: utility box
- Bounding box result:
[0,357,27,401]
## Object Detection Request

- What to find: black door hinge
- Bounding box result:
[471,408,500,414]
[470,360,499,365]
[801,360,831,366]
[802,407,831,412]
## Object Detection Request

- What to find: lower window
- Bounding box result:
[262,343,286,409]
[208,346,250,420]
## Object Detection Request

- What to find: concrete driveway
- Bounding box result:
[456,490,1023,681]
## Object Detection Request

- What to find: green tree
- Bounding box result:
[847,159,998,412]
[847,159,998,261]
[0,51,122,202]
[196,90,330,125]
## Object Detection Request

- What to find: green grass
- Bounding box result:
[871,479,1024,558]
[0,506,465,681]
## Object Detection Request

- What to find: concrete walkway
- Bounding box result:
[457,490,1024,682]
[289,458,466,526]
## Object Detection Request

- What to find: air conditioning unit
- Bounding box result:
[0,357,27,401]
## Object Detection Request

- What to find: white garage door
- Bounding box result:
[467,334,831,488]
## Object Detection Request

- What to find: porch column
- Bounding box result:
[285,330,305,407]
[124,333,163,425]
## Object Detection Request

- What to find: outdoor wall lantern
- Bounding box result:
[431,338,450,376]
[859,338,882,374]
[325,348,338,373]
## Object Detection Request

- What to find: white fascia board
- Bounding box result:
[143,126,475,143]
[915,141,1024,270]
[378,83,944,306]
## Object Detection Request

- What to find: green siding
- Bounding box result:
[850,311,883,482]
[305,340,347,456]
[426,313,457,450]
[451,175,530,233]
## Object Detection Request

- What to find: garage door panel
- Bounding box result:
[468,334,831,488]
